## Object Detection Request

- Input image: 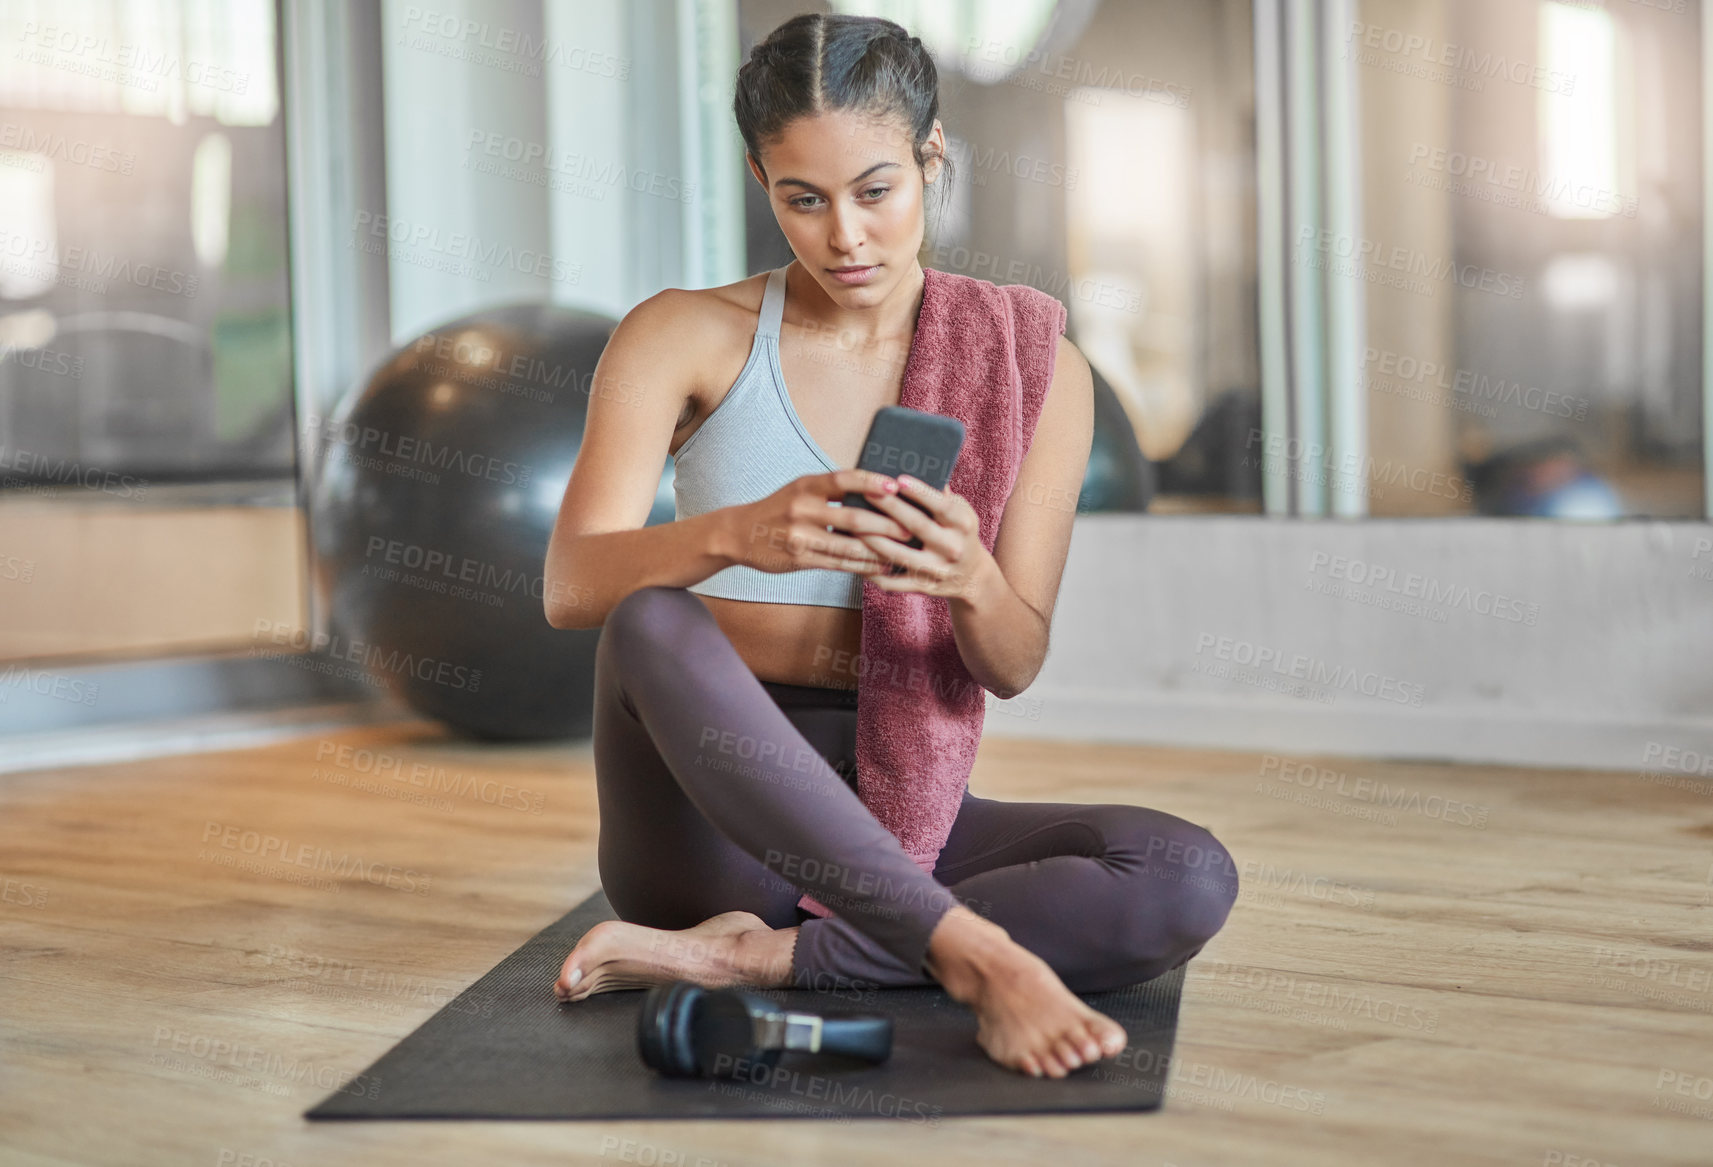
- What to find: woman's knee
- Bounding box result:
[1106,807,1240,950]
[605,585,700,642]
[599,586,709,674]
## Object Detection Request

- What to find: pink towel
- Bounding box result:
[797,266,1068,919]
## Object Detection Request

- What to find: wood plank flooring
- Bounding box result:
[1,717,1709,1166]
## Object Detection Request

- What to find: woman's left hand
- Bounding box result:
[855,475,987,600]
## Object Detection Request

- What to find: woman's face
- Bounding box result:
[748,108,942,307]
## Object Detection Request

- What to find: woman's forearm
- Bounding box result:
[947,545,1048,701]
[544,508,740,630]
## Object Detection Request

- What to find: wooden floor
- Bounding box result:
[2,716,1710,1166]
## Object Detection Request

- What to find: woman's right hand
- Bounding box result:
[728,469,913,575]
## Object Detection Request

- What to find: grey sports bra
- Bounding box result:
[672,265,865,609]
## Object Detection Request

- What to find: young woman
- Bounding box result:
[541,13,1238,1080]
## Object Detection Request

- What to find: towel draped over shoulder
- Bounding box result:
[796,265,1068,919]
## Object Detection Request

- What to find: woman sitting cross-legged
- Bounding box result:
[540,12,1239,1080]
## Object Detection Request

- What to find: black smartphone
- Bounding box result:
[841,405,966,553]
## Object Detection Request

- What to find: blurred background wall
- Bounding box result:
[0,0,1706,769]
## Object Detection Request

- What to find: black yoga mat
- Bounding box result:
[305,890,1185,1122]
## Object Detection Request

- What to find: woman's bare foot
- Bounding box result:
[924,905,1128,1079]
[553,910,798,1002]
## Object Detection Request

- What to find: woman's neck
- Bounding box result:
[782,259,926,350]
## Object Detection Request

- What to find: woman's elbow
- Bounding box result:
[543,574,596,630]
[543,593,569,630]
[992,654,1048,702]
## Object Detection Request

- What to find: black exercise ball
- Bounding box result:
[1077,363,1155,513]
[308,302,674,741]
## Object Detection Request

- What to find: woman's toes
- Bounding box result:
[1037,1049,1070,1078]
[1019,1053,1044,1078]
[555,959,583,996]
[1053,1038,1085,1070]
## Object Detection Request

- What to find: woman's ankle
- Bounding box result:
[923,904,1017,998]
[732,924,799,988]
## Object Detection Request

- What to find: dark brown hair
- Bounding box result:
[733,13,954,204]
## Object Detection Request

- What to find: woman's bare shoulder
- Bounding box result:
[617,273,772,403]
[623,271,770,346]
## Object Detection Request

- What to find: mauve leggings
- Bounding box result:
[593,586,1240,994]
